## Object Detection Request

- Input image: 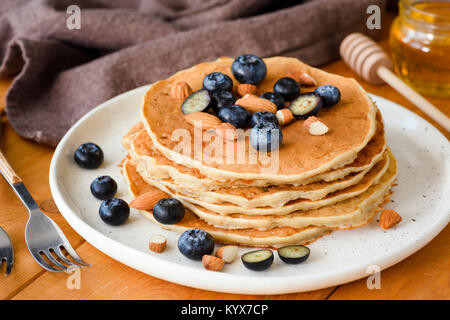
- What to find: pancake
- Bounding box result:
[123,159,331,247]
[140,56,377,184]
[123,155,396,245]
[128,150,396,230]
[123,110,386,194]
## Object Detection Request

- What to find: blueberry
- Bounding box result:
[250,122,283,152]
[211,90,237,114]
[218,105,250,129]
[177,228,214,260]
[90,176,117,200]
[203,72,233,93]
[231,54,267,85]
[289,92,323,120]
[181,89,216,114]
[314,85,341,108]
[99,198,130,226]
[260,92,285,110]
[242,249,274,271]
[153,198,185,225]
[74,143,103,169]
[250,111,278,127]
[273,77,300,101]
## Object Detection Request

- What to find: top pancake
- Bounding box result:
[141,56,377,183]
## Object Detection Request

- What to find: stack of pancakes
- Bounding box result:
[121,57,397,247]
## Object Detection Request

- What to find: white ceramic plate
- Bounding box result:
[49,87,450,295]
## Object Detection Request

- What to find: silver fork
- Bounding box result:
[0,226,13,276]
[0,150,90,272]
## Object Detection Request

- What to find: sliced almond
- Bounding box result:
[243,93,259,99]
[237,84,257,97]
[171,81,193,100]
[235,97,277,114]
[149,234,167,253]
[304,116,328,135]
[184,112,222,131]
[216,245,238,263]
[202,255,225,272]
[215,122,237,140]
[379,209,402,229]
[129,188,169,210]
[276,109,294,126]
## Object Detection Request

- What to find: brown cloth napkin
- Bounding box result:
[0,0,385,146]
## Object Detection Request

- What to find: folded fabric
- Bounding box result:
[0,0,385,146]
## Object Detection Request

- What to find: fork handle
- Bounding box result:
[0,150,22,185]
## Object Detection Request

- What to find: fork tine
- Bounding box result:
[61,245,91,267]
[5,258,13,276]
[54,247,81,268]
[32,251,66,272]
[42,250,69,271]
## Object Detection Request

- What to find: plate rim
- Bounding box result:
[49,89,450,295]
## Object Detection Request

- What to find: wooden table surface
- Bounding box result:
[0,13,449,300]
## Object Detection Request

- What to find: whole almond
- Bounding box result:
[185,112,222,131]
[216,245,238,263]
[287,71,317,86]
[379,209,402,229]
[129,189,169,210]
[298,72,317,86]
[215,122,237,140]
[149,234,167,253]
[276,109,294,126]
[237,84,257,97]
[235,97,277,114]
[202,255,225,272]
[171,82,193,100]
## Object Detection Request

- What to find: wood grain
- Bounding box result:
[0,12,449,299]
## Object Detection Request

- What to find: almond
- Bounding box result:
[171,81,193,100]
[235,97,277,114]
[129,188,169,210]
[184,112,222,131]
[379,209,402,229]
[243,93,259,99]
[215,122,237,140]
[298,72,317,86]
[304,116,328,135]
[216,245,238,263]
[287,71,317,86]
[149,234,167,253]
[202,255,225,272]
[276,109,294,126]
[237,84,257,97]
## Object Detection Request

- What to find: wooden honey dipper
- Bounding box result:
[340,33,450,132]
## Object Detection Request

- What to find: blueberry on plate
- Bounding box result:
[99,198,130,226]
[211,90,237,114]
[90,176,117,200]
[177,228,214,260]
[181,89,216,115]
[203,72,233,93]
[218,105,250,129]
[153,198,185,225]
[314,85,341,108]
[231,54,267,85]
[74,142,104,169]
[289,92,323,120]
[250,111,278,127]
[260,92,285,110]
[241,249,274,271]
[277,245,310,264]
[250,122,283,152]
[273,77,301,101]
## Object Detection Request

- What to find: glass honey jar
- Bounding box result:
[390,0,450,98]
